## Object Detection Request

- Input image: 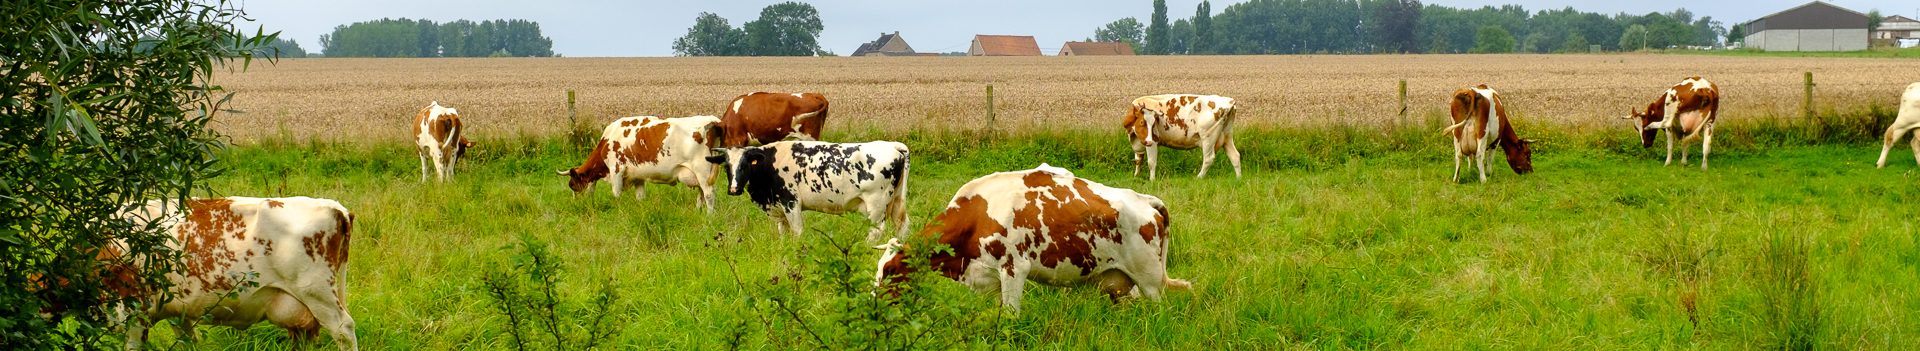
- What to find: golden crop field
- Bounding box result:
[212,55,1920,143]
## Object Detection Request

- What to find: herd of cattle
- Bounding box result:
[82,79,1920,350]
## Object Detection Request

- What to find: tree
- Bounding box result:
[1169,18,1194,54]
[674,12,747,56]
[1559,33,1590,53]
[1146,0,1171,54]
[1367,0,1422,53]
[1192,1,1215,54]
[1095,17,1146,53]
[1620,24,1650,51]
[1868,9,1883,32]
[3,0,270,348]
[320,18,553,57]
[1472,25,1515,53]
[744,2,825,56]
[1727,23,1745,46]
[265,37,310,58]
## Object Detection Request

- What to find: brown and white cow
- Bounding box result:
[414,101,475,182]
[1876,82,1920,168]
[559,116,722,212]
[1623,77,1720,169]
[115,197,358,350]
[1441,85,1535,183]
[1122,94,1241,180]
[873,165,1191,312]
[713,92,829,147]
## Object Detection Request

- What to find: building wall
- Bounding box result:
[1747,29,1868,51]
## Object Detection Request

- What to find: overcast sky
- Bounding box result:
[240,0,1920,57]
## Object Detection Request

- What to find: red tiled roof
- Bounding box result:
[971,35,1041,56]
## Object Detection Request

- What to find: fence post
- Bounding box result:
[567,89,578,149]
[1802,72,1814,120]
[985,84,996,142]
[1397,79,1408,122]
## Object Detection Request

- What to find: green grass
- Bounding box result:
[137,116,1920,349]
[1661,46,1920,58]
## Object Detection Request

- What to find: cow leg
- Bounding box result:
[998,262,1030,313]
[1197,137,1218,179]
[1700,123,1713,170]
[631,183,648,201]
[418,149,430,182]
[1475,141,1490,183]
[785,208,805,237]
[290,290,359,351]
[1663,128,1676,166]
[1909,131,1920,166]
[123,317,150,351]
[767,210,789,237]
[1146,145,1160,181]
[608,176,623,198]
[1224,134,1243,178]
[1882,123,1915,168]
[861,196,892,244]
[675,167,712,213]
[1131,142,1145,177]
[1452,148,1463,183]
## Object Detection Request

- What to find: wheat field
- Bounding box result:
[212,55,1920,143]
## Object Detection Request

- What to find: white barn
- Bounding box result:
[1742,2,1870,52]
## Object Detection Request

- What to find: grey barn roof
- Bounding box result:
[1744,1,1868,32]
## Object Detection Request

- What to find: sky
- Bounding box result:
[240,0,1920,57]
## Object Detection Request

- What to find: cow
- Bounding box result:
[872,164,1191,312]
[1876,82,1920,168]
[1441,85,1535,183]
[712,92,829,147]
[1122,94,1242,180]
[115,196,358,351]
[558,116,722,212]
[414,101,475,182]
[1622,77,1721,169]
[706,140,910,244]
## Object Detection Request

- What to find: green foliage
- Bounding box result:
[1146,0,1170,55]
[723,229,998,349]
[1366,0,1422,53]
[1558,32,1590,53]
[1867,10,1882,32]
[744,2,826,56]
[1191,1,1215,54]
[481,234,628,351]
[0,0,269,348]
[1756,231,1822,350]
[263,37,309,58]
[1095,17,1146,53]
[321,18,553,57]
[1472,25,1516,53]
[1727,23,1746,45]
[1621,24,1651,51]
[673,12,748,56]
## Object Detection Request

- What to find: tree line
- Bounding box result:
[1101,0,1732,55]
[320,18,555,57]
[672,2,827,56]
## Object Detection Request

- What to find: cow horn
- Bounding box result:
[556,169,571,176]
[873,238,902,251]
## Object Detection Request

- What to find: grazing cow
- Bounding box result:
[706,140,910,243]
[116,196,358,351]
[873,165,1191,312]
[1122,94,1242,180]
[414,101,475,182]
[1622,77,1721,169]
[1876,82,1920,168]
[1441,85,1535,183]
[559,116,722,212]
[713,92,829,147]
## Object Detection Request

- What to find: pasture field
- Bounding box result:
[143,56,1920,349]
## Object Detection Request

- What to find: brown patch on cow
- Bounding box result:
[886,195,1005,282]
[985,240,1007,259]
[1013,177,1119,271]
[619,118,640,127]
[301,208,352,270]
[182,199,243,291]
[717,92,830,147]
[1021,171,1056,188]
[616,123,672,165]
[1206,100,1215,109]
[265,200,283,208]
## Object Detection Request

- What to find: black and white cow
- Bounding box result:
[707,140,910,243]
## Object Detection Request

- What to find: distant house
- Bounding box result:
[1742,1,1869,51]
[1058,41,1136,56]
[852,32,928,56]
[968,35,1041,56]
[1876,15,1920,40]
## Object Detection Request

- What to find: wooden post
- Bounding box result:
[1802,72,1814,120]
[985,84,996,141]
[1397,79,1408,120]
[567,89,579,149]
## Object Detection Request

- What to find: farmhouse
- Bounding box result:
[969,35,1042,56]
[1059,41,1136,56]
[852,32,930,56]
[1877,15,1920,48]
[1741,1,1869,52]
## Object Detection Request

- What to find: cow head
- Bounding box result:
[705,147,767,196]
[556,168,596,193]
[1622,100,1666,148]
[1504,139,1537,174]
[872,238,910,297]
[456,137,477,160]
[1123,105,1155,147]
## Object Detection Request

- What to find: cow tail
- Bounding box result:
[442,120,460,150]
[889,146,910,234]
[1145,197,1189,292]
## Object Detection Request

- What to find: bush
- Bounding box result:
[721,229,1003,349]
[481,234,628,351]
